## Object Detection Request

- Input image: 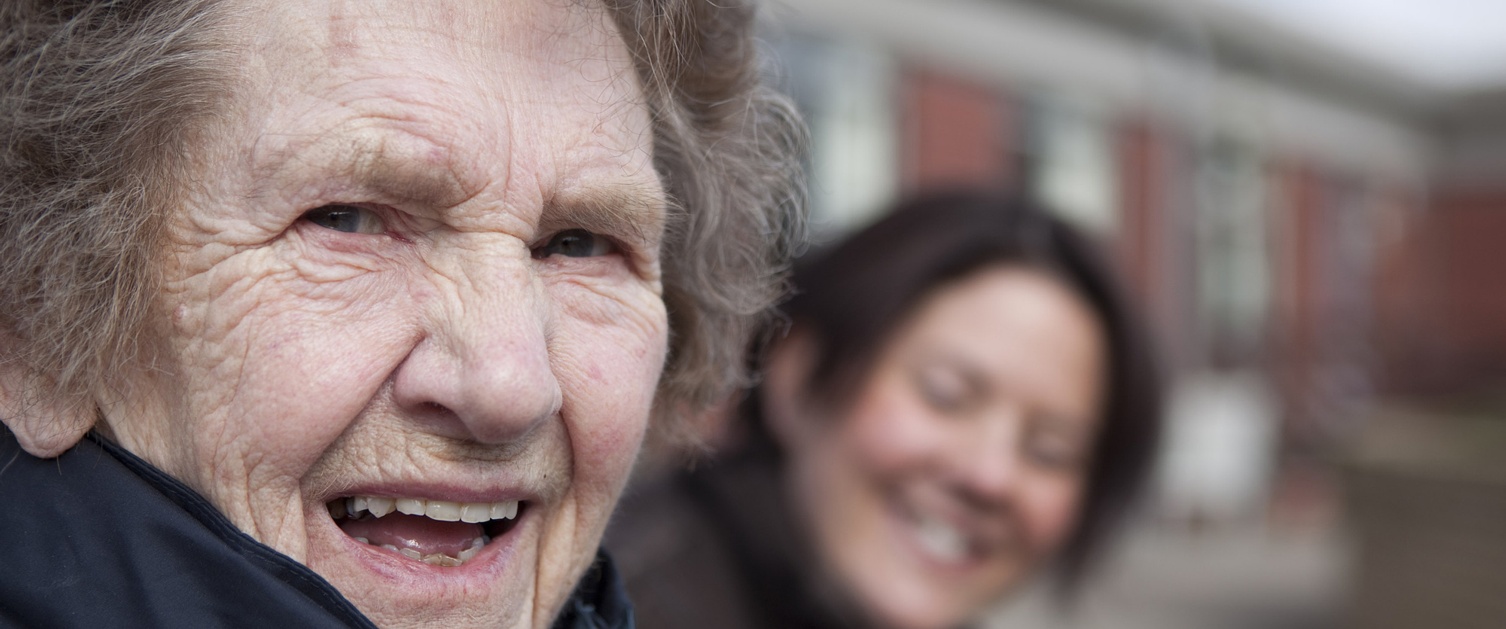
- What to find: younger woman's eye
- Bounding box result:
[302,204,385,234]
[914,369,969,414]
[533,229,618,259]
[1024,426,1087,472]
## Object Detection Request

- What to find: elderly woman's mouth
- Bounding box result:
[326,496,525,567]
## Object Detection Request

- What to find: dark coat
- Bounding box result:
[605,446,869,629]
[0,428,633,629]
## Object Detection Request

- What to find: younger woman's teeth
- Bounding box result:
[915,517,970,562]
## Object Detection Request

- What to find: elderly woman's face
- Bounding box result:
[779,267,1105,629]
[103,2,666,627]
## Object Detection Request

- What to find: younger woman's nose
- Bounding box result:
[949,406,1027,509]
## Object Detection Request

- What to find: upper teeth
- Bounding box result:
[338,496,520,523]
[915,517,970,562]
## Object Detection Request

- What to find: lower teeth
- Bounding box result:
[362,536,488,567]
[423,554,462,567]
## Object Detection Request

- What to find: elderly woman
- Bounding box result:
[608,191,1162,629]
[0,1,802,627]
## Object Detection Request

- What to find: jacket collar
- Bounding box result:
[1,428,633,628]
[553,549,637,629]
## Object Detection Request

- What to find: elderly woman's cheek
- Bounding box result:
[153,248,416,514]
[550,281,668,464]
[546,271,668,354]
[118,253,307,469]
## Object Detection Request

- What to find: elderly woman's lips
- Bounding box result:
[327,496,523,566]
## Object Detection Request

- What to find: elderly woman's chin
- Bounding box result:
[292,458,569,626]
[289,419,629,628]
[298,465,543,626]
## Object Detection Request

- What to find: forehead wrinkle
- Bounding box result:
[323,0,359,62]
[324,1,477,65]
[322,0,592,64]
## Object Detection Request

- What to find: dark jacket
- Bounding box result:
[0,428,633,629]
[605,446,869,629]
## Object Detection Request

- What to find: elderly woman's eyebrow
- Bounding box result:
[541,184,668,248]
[255,131,476,209]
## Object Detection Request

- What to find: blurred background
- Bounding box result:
[754,0,1506,627]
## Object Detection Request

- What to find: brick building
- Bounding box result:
[766,0,1506,523]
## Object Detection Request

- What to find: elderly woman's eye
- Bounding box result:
[533,229,618,259]
[301,205,385,235]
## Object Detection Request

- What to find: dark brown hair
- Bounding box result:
[775,189,1162,593]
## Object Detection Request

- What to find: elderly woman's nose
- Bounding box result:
[390,261,562,445]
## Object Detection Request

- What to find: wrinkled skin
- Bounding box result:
[767,267,1106,629]
[94,2,667,627]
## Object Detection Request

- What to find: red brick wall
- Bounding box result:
[897,68,1016,193]
[1270,161,1324,435]
[1115,117,1170,327]
[1369,187,1440,394]
[1422,185,1506,389]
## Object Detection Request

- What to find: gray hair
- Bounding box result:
[0,0,806,446]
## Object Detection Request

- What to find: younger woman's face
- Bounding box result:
[776,266,1107,629]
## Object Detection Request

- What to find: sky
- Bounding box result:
[1208,0,1506,91]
